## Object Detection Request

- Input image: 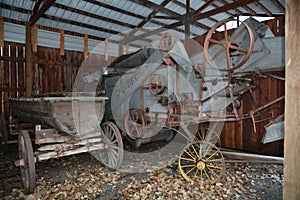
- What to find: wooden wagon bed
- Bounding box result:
[9,96,108,137]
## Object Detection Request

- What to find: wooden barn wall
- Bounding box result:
[0,42,115,119]
[220,72,284,156]
[196,16,285,156]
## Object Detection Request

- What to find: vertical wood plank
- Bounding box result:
[0,43,3,114]
[57,49,62,92]
[60,30,64,56]
[119,43,124,56]
[17,44,25,97]
[10,43,17,97]
[3,43,9,117]
[31,24,37,53]
[84,34,88,59]
[235,105,243,150]
[25,23,32,97]
[284,0,300,198]
[104,38,108,61]
[125,43,129,55]
[66,51,72,92]
[43,48,49,94]
[0,17,4,48]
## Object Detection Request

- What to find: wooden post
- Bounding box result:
[25,23,32,97]
[119,43,124,56]
[125,43,129,55]
[60,30,64,56]
[84,34,88,59]
[104,38,108,61]
[185,0,191,38]
[0,17,4,48]
[31,24,37,53]
[284,0,300,199]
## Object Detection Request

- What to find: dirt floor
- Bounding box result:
[0,142,283,200]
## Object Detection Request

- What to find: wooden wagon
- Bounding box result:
[10,95,124,193]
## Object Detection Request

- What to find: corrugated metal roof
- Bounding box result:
[3,21,139,57]
[0,0,285,56]
[165,1,186,15]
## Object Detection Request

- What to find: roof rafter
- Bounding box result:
[84,0,146,20]
[127,0,258,42]
[29,0,56,26]
[130,0,180,19]
[219,0,244,16]
[126,21,182,43]
[172,0,219,23]
[131,0,211,31]
[255,1,273,17]
[53,2,136,29]
[194,0,215,16]
[242,5,257,15]
[3,17,145,48]
[122,0,173,42]
[84,0,185,34]
[272,0,285,13]
[0,2,154,45]
[193,0,258,20]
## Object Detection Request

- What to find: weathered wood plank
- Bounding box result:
[0,17,3,48]
[17,44,25,97]
[10,43,17,97]
[25,23,33,97]
[284,0,300,198]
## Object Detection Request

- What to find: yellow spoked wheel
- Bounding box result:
[178,141,225,184]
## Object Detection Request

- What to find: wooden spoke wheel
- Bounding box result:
[183,124,221,146]
[204,19,254,71]
[148,74,166,95]
[99,121,124,169]
[178,141,225,184]
[195,127,221,147]
[18,130,36,194]
[124,108,146,139]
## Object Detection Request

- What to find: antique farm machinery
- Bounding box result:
[96,17,284,182]
[10,18,285,193]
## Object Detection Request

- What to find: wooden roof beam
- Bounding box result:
[4,17,144,49]
[130,0,181,19]
[124,0,172,39]
[53,3,136,29]
[126,21,182,43]
[193,0,258,21]
[194,0,215,16]
[172,0,232,24]
[272,0,285,13]
[84,0,184,34]
[132,0,210,31]
[127,0,258,42]
[29,0,56,26]
[255,1,273,17]
[219,0,244,16]
[242,5,257,15]
[185,0,191,37]
[84,0,146,20]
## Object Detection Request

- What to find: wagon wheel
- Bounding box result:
[204,19,254,71]
[195,127,221,147]
[178,141,225,184]
[99,121,124,169]
[124,108,146,139]
[180,124,221,146]
[148,74,166,95]
[18,130,36,194]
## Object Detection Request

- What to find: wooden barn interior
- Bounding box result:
[0,0,299,199]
